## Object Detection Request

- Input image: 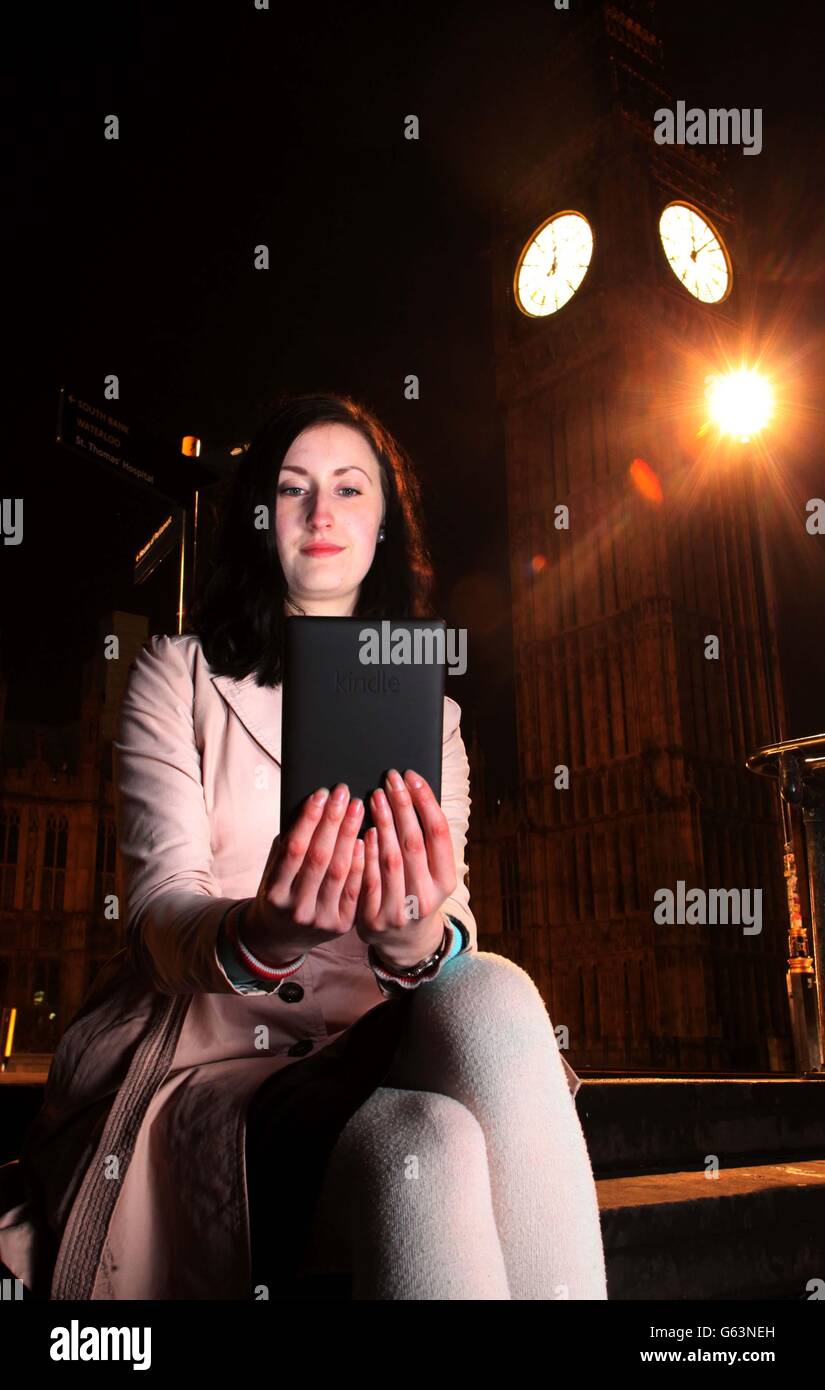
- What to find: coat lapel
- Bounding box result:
[210,672,282,767]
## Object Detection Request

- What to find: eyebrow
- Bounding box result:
[279,464,373,482]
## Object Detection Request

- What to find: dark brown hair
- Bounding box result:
[184,390,438,685]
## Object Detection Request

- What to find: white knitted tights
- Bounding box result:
[301,952,608,1301]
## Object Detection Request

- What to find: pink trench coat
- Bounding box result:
[0,633,581,1300]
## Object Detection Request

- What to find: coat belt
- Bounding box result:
[50,991,192,1300]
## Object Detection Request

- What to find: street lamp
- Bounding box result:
[705,367,774,442]
[706,367,823,1075]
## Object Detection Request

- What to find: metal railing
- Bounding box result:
[746,732,825,1075]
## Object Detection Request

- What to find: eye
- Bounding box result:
[277,485,362,497]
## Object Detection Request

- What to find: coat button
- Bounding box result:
[278,981,304,1004]
[287,1039,314,1057]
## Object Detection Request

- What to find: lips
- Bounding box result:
[301,543,344,556]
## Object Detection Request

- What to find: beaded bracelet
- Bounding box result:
[368,914,467,989]
[225,903,307,983]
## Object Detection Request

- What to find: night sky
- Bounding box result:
[4,0,824,794]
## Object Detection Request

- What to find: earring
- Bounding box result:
[378,526,386,543]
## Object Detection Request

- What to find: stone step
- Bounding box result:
[289,1158,825,1301]
[598,1158,825,1300]
[3,1076,825,1175]
[2,1076,823,1301]
[575,1077,825,1174]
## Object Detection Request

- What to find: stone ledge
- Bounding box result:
[599,1159,825,1300]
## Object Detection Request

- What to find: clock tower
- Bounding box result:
[489,0,793,1071]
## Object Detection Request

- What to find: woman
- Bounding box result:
[0,391,607,1301]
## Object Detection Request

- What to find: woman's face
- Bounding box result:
[275,422,385,616]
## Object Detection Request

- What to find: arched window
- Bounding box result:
[499,844,522,934]
[42,814,69,912]
[95,816,117,911]
[0,806,20,910]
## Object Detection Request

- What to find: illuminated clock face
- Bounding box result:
[659,202,731,303]
[514,211,594,317]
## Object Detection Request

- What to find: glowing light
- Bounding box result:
[135,515,174,566]
[181,435,202,457]
[628,457,664,503]
[515,212,594,317]
[3,1006,16,1059]
[659,202,731,303]
[530,554,548,573]
[705,370,774,442]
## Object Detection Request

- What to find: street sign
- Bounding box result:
[56,386,218,506]
[134,510,183,585]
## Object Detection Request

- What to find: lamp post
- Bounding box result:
[174,437,247,633]
[706,368,823,1074]
[179,436,202,635]
[746,737,825,1075]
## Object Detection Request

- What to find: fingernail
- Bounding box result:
[332,784,348,803]
[313,788,329,803]
[387,768,404,790]
[348,797,363,815]
[404,771,422,789]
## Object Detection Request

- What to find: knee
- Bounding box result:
[330,1088,487,1188]
[433,950,545,1009]
[410,951,556,1055]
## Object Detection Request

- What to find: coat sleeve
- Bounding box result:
[437,694,478,952]
[113,633,254,996]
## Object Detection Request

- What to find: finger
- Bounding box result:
[359,825,382,923]
[339,835,365,927]
[269,788,330,900]
[292,784,351,920]
[316,796,364,918]
[371,786,406,925]
[402,770,457,897]
[383,768,430,920]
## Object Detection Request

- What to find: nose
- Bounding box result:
[305,494,335,530]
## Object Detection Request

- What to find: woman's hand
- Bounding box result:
[244,784,365,964]
[355,768,457,968]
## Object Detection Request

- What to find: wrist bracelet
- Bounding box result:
[226,903,307,983]
[369,916,452,985]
